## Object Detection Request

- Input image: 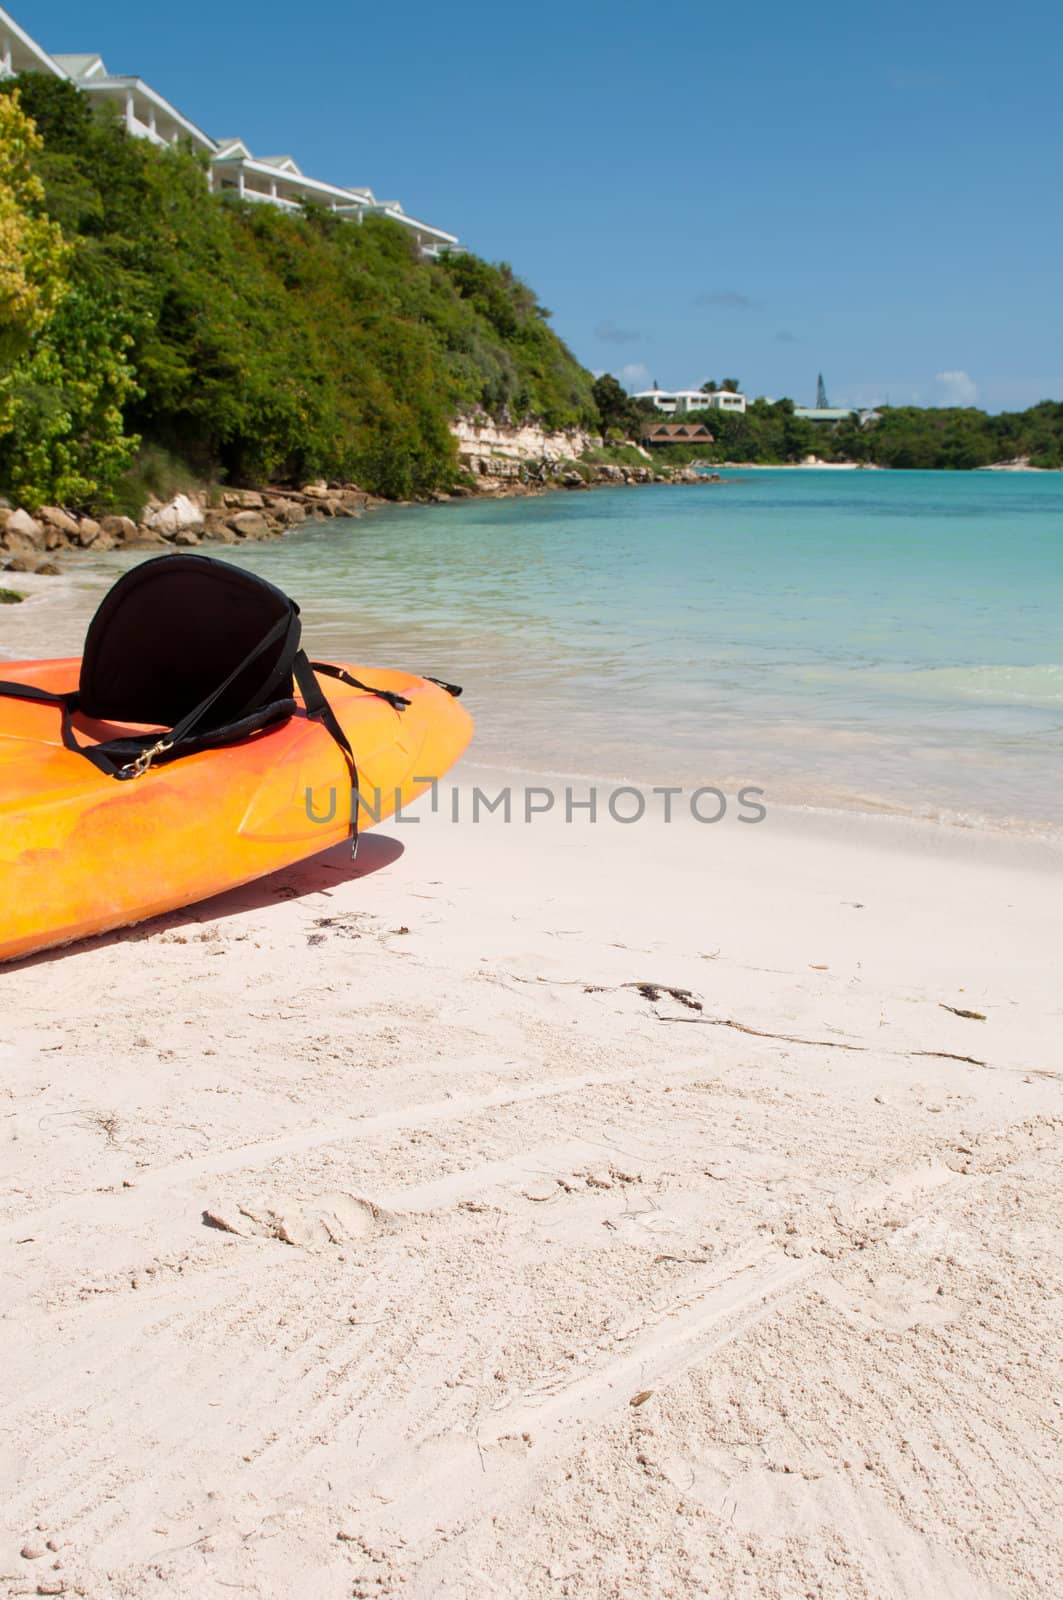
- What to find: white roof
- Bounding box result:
[370,203,458,244]
[212,138,252,160]
[53,52,106,79]
[0,5,66,75]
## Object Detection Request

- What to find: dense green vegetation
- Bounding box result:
[0,74,597,507]
[634,395,1063,470]
[828,403,1063,470]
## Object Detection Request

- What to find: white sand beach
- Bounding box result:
[2,773,1060,1598]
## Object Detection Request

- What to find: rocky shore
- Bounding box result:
[0,462,719,579]
[0,482,374,577]
[456,453,717,496]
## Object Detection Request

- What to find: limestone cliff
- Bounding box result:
[451,414,602,479]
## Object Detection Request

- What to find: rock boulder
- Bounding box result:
[123,525,168,549]
[269,498,305,526]
[99,515,137,542]
[229,510,270,539]
[148,493,205,538]
[38,505,80,536]
[336,490,367,514]
[2,509,44,550]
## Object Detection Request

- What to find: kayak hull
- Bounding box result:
[0,658,473,962]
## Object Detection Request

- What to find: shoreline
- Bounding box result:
[5,453,1061,579]
[1,772,1059,1596]
[0,466,723,576]
[452,759,1063,847]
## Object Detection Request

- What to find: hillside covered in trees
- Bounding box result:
[0,74,598,509]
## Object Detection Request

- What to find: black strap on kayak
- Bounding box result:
[309,660,411,711]
[0,611,297,780]
[293,652,365,856]
[310,664,463,703]
[0,677,298,778]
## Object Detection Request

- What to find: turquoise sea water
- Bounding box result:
[11,470,1063,831]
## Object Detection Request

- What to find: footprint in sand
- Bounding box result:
[203,1192,394,1249]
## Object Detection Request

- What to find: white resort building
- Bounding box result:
[792,406,857,424]
[0,5,458,259]
[209,141,457,259]
[53,53,215,153]
[634,387,748,416]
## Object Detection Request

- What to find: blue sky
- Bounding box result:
[29,0,1063,412]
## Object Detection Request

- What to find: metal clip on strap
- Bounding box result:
[119,737,175,780]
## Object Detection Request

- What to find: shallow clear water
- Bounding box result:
[5,470,1062,831]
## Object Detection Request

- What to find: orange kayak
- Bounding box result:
[0,657,473,962]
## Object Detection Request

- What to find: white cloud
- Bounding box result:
[620,363,651,391]
[935,369,978,405]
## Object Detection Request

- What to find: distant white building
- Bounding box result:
[0,5,458,259]
[343,192,460,261]
[209,143,458,258]
[55,53,215,152]
[792,406,856,424]
[634,387,747,416]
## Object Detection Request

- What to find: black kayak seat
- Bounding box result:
[0,553,418,850]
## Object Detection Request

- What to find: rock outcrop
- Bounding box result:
[452,413,603,480]
[147,493,205,537]
[98,515,137,541]
[2,509,44,549]
[0,483,376,573]
[228,510,269,539]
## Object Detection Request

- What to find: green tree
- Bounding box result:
[591,373,643,439]
[0,89,68,365]
[0,83,141,506]
[0,285,142,506]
